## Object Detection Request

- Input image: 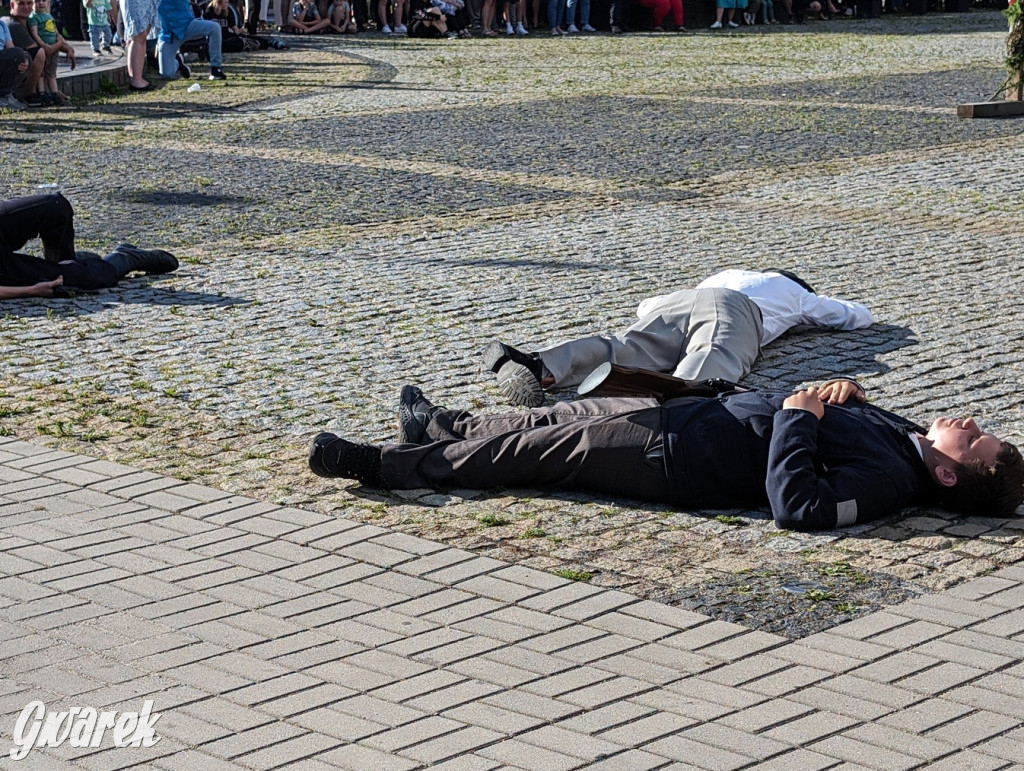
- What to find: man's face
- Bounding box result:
[926,417,1002,468]
[10,0,34,16]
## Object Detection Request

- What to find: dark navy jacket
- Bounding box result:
[661,390,936,531]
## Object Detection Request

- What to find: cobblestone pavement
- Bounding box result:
[3,439,1024,769]
[3,13,1024,640]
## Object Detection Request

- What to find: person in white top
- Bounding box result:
[483,268,874,407]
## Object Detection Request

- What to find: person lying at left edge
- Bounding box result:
[309,378,1024,531]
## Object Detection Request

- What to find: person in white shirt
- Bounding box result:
[483,268,874,407]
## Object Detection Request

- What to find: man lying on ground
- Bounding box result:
[0,193,179,298]
[485,268,874,407]
[309,379,1024,531]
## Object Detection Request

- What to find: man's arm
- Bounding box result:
[765,385,903,531]
[799,293,874,331]
[0,277,64,299]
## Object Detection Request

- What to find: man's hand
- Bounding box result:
[817,378,866,405]
[783,387,825,420]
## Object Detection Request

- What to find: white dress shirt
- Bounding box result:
[637,269,875,345]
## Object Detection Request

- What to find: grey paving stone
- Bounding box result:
[598,710,696,746]
[476,738,583,771]
[842,723,959,761]
[399,725,506,764]
[805,734,922,771]
[924,709,1021,747]
[643,734,756,770]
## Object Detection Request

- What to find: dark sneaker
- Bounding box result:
[103,45,113,53]
[176,53,191,79]
[308,432,383,485]
[208,66,227,80]
[496,361,545,407]
[25,93,44,108]
[110,243,179,274]
[398,385,439,444]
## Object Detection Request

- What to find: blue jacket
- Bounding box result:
[158,0,196,42]
[661,391,934,531]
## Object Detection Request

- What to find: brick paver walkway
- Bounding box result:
[3,438,1024,769]
[4,11,1024,767]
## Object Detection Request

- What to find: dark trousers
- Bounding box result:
[0,47,30,97]
[0,194,118,289]
[381,397,671,500]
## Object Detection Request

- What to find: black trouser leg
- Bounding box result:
[0,48,30,96]
[0,193,76,263]
[0,253,118,289]
[382,399,670,500]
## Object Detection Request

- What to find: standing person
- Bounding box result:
[546,0,564,33]
[483,268,873,407]
[0,193,179,297]
[85,0,115,53]
[563,0,594,30]
[119,0,159,89]
[309,381,1024,531]
[710,0,746,27]
[156,0,228,79]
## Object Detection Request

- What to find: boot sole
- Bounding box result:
[496,361,544,407]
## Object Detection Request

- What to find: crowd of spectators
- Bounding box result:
[0,0,996,110]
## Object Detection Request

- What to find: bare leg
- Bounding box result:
[126,29,150,88]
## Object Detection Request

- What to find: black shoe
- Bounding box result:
[482,340,543,378]
[104,243,179,277]
[74,250,103,262]
[398,385,439,444]
[176,53,191,79]
[308,432,384,485]
[209,66,227,80]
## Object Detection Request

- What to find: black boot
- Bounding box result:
[398,385,441,444]
[482,340,543,378]
[308,433,384,486]
[102,243,179,278]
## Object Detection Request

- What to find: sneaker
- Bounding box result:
[208,66,227,80]
[176,53,191,79]
[710,19,722,28]
[38,92,54,107]
[610,24,622,33]
[92,48,102,55]
[727,19,739,26]
[394,23,407,33]
[103,45,113,52]
[24,93,43,108]
[380,23,392,33]
[482,340,542,376]
[0,93,26,111]
[567,23,579,32]
[581,22,596,31]
[516,21,528,34]
[505,21,514,34]
[308,433,383,485]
